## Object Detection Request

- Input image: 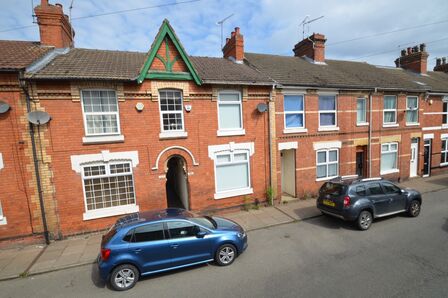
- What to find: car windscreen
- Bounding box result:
[189,217,217,229]
[319,182,347,197]
[101,226,117,246]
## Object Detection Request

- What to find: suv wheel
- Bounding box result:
[215,244,237,266]
[109,264,139,291]
[357,210,373,231]
[408,200,421,217]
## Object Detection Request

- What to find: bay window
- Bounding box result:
[381,142,398,174]
[383,95,397,125]
[316,149,339,179]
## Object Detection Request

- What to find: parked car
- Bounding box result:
[98,208,248,291]
[316,177,422,230]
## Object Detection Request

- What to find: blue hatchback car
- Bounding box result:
[98,208,248,291]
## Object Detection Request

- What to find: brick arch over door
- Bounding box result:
[151,146,199,171]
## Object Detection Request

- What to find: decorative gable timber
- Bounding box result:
[137,19,202,85]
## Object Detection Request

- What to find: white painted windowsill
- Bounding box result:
[356,122,369,127]
[83,135,124,144]
[283,128,308,134]
[383,123,399,128]
[380,169,400,175]
[217,129,246,137]
[0,216,7,225]
[440,162,448,167]
[159,131,188,139]
[316,176,338,182]
[442,124,448,129]
[83,205,139,221]
[318,126,340,132]
[406,123,420,127]
[214,188,253,200]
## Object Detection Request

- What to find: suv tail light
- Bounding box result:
[343,196,351,208]
[101,248,111,261]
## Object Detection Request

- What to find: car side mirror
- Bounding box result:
[196,231,207,238]
[400,189,407,194]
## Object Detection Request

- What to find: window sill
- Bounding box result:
[406,123,420,127]
[217,129,246,137]
[83,204,139,221]
[383,123,399,128]
[380,169,400,175]
[316,176,338,182]
[356,122,369,127]
[0,217,7,225]
[214,188,253,200]
[318,127,339,132]
[440,162,448,167]
[442,124,448,130]
[83,135,124,144]
[159,131,188,139]
[283,128,308,134]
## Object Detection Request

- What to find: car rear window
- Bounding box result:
[320,182,347,196]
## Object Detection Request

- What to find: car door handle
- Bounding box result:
[171,244,179,249]
[133,248,142,253]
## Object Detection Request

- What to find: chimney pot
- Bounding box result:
[413,45,419,53]
[420,43,426,52]
[436,58,441,66]
[401,49,406,57]
[235,27,240,34]
[231,31,235,37]
[41,0,48,6]
[443,57,447,65]
[407,47,412,54]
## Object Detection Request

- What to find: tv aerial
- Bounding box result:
[0,101,10,114]
[216,13,234,49]
[299,15,324,39]
[27,111,51,125]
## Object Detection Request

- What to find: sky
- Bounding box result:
[0,0,447,69]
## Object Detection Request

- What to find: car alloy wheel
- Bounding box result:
[408,200,421,217]
[216,244,236,266]
[110,264,139,291]
[357,210,372,230]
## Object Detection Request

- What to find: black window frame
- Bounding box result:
[129,222,167,243]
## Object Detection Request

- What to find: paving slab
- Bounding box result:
[276,199,321,221]
[0,245,44,280]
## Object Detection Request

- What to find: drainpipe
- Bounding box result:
[368,88,377,178]
[20,79,50,245]
[268,84,275,205]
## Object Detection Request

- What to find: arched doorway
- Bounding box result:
[165,156,189,210]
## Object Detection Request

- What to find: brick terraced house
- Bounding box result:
[0,0,447,243]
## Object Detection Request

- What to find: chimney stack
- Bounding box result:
[293,33,326,63]
[434,56,448,73]
[222,27,244,63]
[394,43,428,74]
[34,0,74,48]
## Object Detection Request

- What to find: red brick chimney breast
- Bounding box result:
[34,0,74,48]
[293,33,326,63]
[222,27,244,62]
[394,43,428,74]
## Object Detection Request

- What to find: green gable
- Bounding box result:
[137,19,202,85]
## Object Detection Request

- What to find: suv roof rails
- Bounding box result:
[329,175,359,182]
[357,177,383,182]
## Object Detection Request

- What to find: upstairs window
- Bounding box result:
[284,95,305,129]
[357,98,367,124]
[318,95,337,127]
[81,90,120,136]
[383,95,397,125]
[443,101,447,125]
[218,91,243,134]
[442,139,448,166]
[406,96,419,124]
[159,90,184,132]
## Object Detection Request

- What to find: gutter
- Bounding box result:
[19,75,50,245]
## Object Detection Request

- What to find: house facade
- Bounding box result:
[0,0,447,243]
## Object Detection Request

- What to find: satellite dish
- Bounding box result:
[27,111,51,125]
[0,101,10,114]
[257,103,268,113]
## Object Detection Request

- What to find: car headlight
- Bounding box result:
[237,232,246,238]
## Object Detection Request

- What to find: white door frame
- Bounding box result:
[410,139,418,177]
[281,149,296,197]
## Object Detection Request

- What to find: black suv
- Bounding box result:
[316,177,422,230]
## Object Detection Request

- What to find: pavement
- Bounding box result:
[0,172,447,281]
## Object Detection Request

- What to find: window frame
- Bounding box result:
[406,96,419,125]
[318,94,338,129]
[380,142,399,174]
[441,138,448,166]
[81,161,137,220]
[158,89,185,133]
[356,97,368,125]
[315,148,339,181]
[443,101,448,125]
[213,149,252,199]
[383,95,398,126]
[283,94,306,131]
[217,90,245,136]
[80,89,121,137]
[131,222,166,243]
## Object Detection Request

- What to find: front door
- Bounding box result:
[423,139,431,177]
[410,139,419,177]
[281,149,296,197]
[167,221,213,267]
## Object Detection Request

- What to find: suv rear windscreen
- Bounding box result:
[319,182,347,196]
